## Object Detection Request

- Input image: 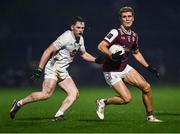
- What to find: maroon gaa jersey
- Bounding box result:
[103,25,138,72]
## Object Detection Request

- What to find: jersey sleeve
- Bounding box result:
[52,32,69,50]
[104,29,119,44]
[131,34,139,51]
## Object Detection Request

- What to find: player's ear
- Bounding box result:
[132,16,134,22]
[71,25,74,31]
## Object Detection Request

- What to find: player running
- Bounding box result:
[96,6,162,122]
[10,16,102,121]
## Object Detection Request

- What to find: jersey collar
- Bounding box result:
[120,25,132,35]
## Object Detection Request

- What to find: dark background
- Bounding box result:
[0,0,180,87]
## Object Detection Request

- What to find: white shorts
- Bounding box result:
[103,64,133,86]
[44,61,71,81]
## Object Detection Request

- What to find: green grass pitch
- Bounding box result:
[0,86,180,133]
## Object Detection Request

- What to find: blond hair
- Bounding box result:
[118,6,135,19]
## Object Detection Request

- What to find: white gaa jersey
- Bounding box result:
[47,30,86,71]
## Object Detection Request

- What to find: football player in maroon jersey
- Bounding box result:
[96,6,162,122]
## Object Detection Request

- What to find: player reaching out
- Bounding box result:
[96,6,162,122]
[10,16,103,121]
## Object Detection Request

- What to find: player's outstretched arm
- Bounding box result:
[132,49,159,78]
[132,49,149,67]
[80,51,104,64]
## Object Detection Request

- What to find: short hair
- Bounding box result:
[118,6,135,18]
[71,16,84,25]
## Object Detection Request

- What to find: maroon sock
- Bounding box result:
[104,99,108,105]
[147,111,153,116]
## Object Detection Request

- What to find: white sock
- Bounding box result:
[100,99,105,106]
[54,110,64,117]
[17,100,23,106]
[147,115,154,119]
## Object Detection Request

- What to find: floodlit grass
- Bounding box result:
[0,86,180,133]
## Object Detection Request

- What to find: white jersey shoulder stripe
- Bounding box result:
[104,29,119,44]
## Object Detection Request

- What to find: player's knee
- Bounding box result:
[69,91,79,101]
[41,92,53,100]
[123,96,132,104]
[143,83,151,93]
[73,91,80,101]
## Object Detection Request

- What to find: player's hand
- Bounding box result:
[31,67,43,80]
[111,51,123,61]
[95,56,105,64]
[146,66,159,78]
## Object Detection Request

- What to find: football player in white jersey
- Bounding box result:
[10,16,103,121]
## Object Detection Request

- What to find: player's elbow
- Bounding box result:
[97,41,106,51]
[44,45,56,56]
[97,44,102,51]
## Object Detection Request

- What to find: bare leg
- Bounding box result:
[10,78,57,119]
[106,80,132,105]
[124,69,152,113]
[22,78,57,105]
[55,78,79,115]
[96,79,132,120]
